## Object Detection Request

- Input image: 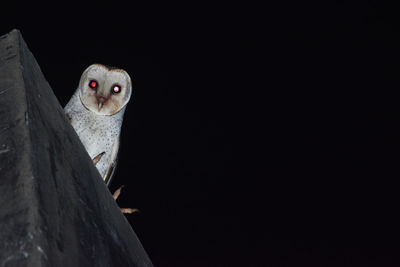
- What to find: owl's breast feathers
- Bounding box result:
[64,89,125,181]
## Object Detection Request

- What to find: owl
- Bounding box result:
[64,63,131,187]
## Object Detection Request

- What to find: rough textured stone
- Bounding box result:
[0,29,153,267]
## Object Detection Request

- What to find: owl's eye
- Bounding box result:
[111,84,121,94]
[89,80,98,89]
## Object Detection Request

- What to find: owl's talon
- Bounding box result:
[113,185,139,214]
[113,185,124,200]
[93,151,105,165]
[121,208,139,214]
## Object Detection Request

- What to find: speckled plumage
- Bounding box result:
[64,64,132,185]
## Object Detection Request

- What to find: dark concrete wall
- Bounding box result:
[0,29,153,267]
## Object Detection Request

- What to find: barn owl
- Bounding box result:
[64,64,137,213]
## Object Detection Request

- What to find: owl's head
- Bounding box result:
[78,64,132,116]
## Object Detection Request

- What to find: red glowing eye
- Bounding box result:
[112,85,121,94]
[89,80,98,89]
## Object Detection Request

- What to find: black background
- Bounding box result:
[2,1,400,266]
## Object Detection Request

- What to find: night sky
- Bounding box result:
[2,1,400,266]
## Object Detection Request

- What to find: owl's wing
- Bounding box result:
[104,136,120,186]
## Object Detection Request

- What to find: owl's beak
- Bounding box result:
[97,96,106,111]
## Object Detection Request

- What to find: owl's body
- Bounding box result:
[65,90,124,182]
[64,64,132,185]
